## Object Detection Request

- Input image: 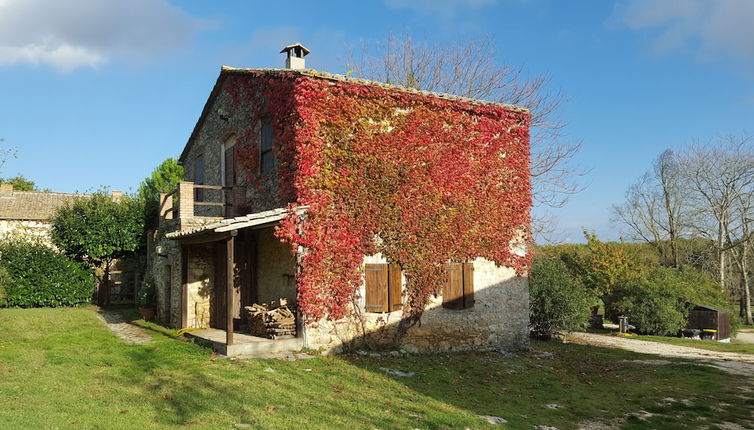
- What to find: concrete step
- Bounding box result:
[185,328,304,357]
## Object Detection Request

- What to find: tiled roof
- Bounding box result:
[166,206,308,239]
[0,190,89,220]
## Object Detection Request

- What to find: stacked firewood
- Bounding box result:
[245,299,297,339]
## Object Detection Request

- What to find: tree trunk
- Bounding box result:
[731,241,753,325]
[99,260,112,306]
[718,221,726,291]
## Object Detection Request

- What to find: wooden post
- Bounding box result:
[180,245,189,329]
[226,233,236,346]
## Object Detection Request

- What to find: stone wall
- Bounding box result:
[185,244,215,328]
[0,219,54,246]
[254,227,296,304]
[303,256,529,353]
[180,74,291,217]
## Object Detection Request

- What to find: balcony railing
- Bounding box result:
[158,181,245,224]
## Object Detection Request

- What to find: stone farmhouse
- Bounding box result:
[150,44,532,356]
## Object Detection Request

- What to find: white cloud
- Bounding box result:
[613,0,754,60]
[0,0,205,72]
[384,0,498,16]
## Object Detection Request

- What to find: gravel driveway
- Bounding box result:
[568,332,754,376]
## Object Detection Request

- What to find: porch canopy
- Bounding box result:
[167,206,306,347]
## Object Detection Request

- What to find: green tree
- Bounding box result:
[137,157,184,231]
[51,192,144,305]
[529,255,594,339]
[580,231,648,302]
[0,175,37,191]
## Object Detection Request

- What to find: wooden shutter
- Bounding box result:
[388,264,403,312]
[224,146,236,186]
[443,263,464,310]
[462,262,474,309]
[365,264,389,312]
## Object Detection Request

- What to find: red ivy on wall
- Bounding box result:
[224,72,531,323]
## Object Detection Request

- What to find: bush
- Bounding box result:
[0,266,9,306]
[136,276,156,308]
[529,256,594,339]
[608,267,728,336]
[0,240,94,307]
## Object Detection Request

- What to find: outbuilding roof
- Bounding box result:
[0,190,88,221]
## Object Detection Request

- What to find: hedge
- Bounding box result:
[0,240,94,307]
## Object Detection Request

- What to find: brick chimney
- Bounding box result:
[0,184,13,195]
[111,190,122,201]
[280,43,310,70]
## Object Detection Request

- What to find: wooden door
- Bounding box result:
[224,146,236,218]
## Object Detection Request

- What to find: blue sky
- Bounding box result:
[1,0,752,243]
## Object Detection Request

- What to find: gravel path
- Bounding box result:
[95,309,153,345]
[568,332,754,376]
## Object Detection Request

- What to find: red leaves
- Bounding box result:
[227,73,531,322]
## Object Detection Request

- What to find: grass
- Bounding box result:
[0,307,752,429]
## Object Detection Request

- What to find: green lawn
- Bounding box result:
[0,308,752,429]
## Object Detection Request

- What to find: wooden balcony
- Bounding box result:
[158,181,246,224]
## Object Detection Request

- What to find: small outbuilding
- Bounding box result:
[685,305,731,341]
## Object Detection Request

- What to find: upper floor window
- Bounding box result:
[260,117,276,173]
[194,153,205,202]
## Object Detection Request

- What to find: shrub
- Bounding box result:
[0,240,94,307]
[0,266,9,306]
[529,256,594,339]
[608,267,728,336]
[136,276,156,308]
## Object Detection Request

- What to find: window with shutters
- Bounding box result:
[194,153,205,202]
[260,117,276,173]
[443,262,474,310]
[364,263,403,313]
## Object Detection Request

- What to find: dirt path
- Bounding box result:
[568,332,754,376]
[735,329,754,344]
[94,309,153,345]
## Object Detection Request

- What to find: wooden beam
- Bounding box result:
[180,245,189,329]
[226,235,235,346]
[177,231,232,245]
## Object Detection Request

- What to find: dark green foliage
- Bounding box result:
[51,191,144,305]
[137,158,184,231]
[0,175,37,191]
[0,241,94,307]
[51,192,144,264]
[529,255,594,339]
[136,276,156,308]
[608,267,728,336]
[0,266,9,306]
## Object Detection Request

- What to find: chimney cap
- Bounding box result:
[280,42,310,57]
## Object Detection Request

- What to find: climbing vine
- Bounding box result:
[223,71,531,327]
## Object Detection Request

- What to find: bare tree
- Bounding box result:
[348,33,585,238]
[0,138,16,176]
[612,149,686,267]
[679,135,754,298]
